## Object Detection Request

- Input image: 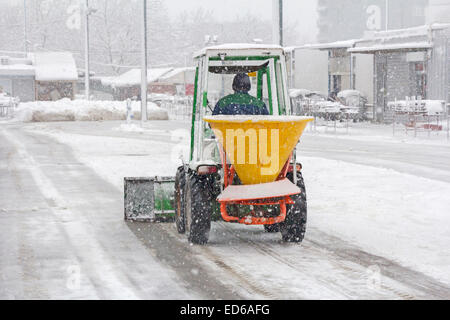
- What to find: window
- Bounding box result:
[332,75,342,94]
[410,62,426,99]
[206,59,273,115]
[0,79,12,96]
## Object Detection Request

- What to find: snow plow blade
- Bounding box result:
[124,177,175,222]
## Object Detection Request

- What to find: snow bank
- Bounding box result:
[14,99,169,122]
[302,156,450,285]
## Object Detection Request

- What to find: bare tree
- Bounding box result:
[89,0,140,74]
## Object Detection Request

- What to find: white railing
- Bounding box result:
[151,95,193,120]
[0,96,19,118]
[389,98,449,139]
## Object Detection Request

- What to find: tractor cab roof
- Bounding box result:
[193,43,285,59]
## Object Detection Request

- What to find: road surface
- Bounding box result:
[1,120,450,299]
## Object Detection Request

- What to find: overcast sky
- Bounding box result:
[0,0,319,44]
[163,0,318,43]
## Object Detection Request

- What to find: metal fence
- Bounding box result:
[0,97,18,118]
[392,110,449,140]
[291,98,368,122]
[151,96,193,120]
[387,99,449,140]
[304,112,355,135]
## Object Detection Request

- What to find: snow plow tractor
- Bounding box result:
[124,44,313,244]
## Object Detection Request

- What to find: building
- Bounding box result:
[34,52,78,101]
[349,23,450,121]
[0,52,78,101]
[100,68,172,100]
[427,0,450,24]
[291,40,374,105]
[154,67,196,96]
[101,67,195,100]
[0,56,35,102]
[291,23,450,122]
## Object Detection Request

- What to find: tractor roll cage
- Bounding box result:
[208,61,269,74]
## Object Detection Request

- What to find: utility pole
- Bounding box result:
[141,0,148,124]
[84,0,90,100]
[23,0,28,57]
[272,0,283,46]
[279,0,283,46]
[385,0,389,31]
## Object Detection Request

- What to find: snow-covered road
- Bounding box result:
[0,125,199,299]
[1,120,450,299]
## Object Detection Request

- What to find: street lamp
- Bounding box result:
[204,35,218,46]
[23,0,28,56]
[141,0,148,124]
[84,0,97,101]
[385,0,389,31]
[272,0,283,46]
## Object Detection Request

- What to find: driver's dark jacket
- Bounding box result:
[212,92,269,115]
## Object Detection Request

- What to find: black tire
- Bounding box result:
[264,223,281,233]
[281,171,307,243]
[184,172,212,245]
[175,166,186,234]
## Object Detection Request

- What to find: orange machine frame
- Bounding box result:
[218,147,295,225]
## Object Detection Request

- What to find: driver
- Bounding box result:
[212,73,269,115]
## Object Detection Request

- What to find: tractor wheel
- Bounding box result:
[184,172,212,245]
[175,166,186,234]
[281,171,307,243]
[264,224,281,233]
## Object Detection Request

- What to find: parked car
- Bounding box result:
[337,90,368,121]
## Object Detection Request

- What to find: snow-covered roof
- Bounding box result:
[283,46,297,53]
[0,56,35,77]
[101,68,174,87]
[345,24,450,54]
[0,64,35,77]
[34,52,78,81]
[295,39,361,50]
[371,23,450,41]
[348,42,433,53]
[157,67,196,81]
[289,24,450,54]
[194,43,284,58]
